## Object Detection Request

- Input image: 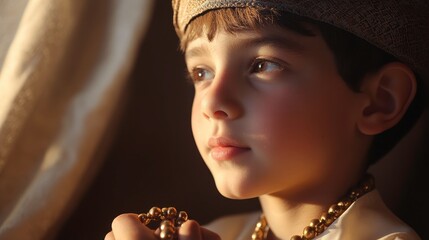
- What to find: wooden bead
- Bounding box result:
[303,226,316,239]
[160,220,175,240]
[178,211,188,220]
[349,190,359,200]
[160,220,174,230]
[252,230,264,240]
[337,201,347,211]
[309,218,322,234]
[328,204,342,218]
[167,207,177,219]
[138,213,151,225]
[321,212,335,225]
[160,230,174,240]
[161,207,168,220]
[177,211,188,226]
[290,235,302,240]
[148,207,161,220]
[316,221,326,234]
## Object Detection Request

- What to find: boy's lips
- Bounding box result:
[208,137,250,161]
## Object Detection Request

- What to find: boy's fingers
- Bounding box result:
[201,227,221,240]
[179,220,221,240]
[109,214,221,240]
[104,231,115,240]
[111,213,156,240]
[178,220,202,240]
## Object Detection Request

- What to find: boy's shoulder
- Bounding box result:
[332,190,421,240]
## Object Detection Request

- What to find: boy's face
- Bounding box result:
[185,25,366,200]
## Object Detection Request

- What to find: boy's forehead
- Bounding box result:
[185,27,316,58]
[174,0,429,82]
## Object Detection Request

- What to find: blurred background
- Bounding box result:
[1,1,427,239]
[54,1,260,239]
[56,1,429,239]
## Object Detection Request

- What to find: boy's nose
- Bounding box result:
[201,77,242,120]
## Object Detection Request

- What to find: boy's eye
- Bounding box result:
[189,67,214,82]
[250,59,284,74]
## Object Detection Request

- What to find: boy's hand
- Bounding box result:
[105,213,221,240]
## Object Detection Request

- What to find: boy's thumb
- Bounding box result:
[179,220,221,240]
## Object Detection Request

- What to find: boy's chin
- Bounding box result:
[214,181,262,200]
[218,191,259,200]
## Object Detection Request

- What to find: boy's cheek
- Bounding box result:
[190,104,207,152]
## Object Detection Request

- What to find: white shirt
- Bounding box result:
[205,190,421,240]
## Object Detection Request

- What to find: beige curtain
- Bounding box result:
[0,0,154,239]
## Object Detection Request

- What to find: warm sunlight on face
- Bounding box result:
[186,26,366,200]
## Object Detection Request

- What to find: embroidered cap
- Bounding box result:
[172,0,429,82]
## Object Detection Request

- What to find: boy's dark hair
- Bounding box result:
[181,7,425,165]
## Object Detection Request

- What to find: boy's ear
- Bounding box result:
[357,62,416,135]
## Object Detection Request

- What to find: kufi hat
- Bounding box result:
[172,0,429,83]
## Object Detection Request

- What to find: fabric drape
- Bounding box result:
[0,0,154,239]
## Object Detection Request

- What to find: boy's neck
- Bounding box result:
[259,197,326,240]
[258,172,364,240]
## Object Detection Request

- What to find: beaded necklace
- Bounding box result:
[251,174,375,240]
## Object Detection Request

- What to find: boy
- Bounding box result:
[106,1,427,239]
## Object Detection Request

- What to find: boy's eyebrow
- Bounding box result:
[185,45,210,61]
